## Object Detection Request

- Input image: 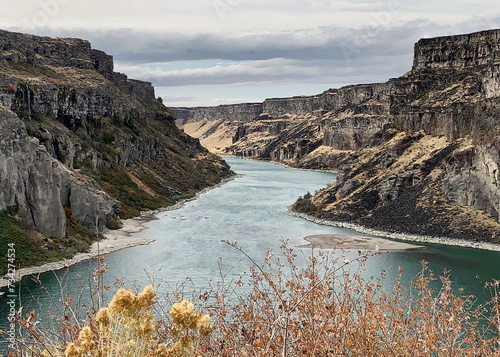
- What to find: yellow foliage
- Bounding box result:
[59,285,211,357]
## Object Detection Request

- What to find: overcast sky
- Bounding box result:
[2,0,500,107]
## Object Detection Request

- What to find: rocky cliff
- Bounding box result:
[0,107,118,238]
[0,29,231,239]
[173,82,394,159]
[176,28,500,242]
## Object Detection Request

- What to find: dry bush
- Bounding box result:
[12,283,211,356]
[6,242,500,356]
[206,241,500,356]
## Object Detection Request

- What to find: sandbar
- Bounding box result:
[300,234,424,251]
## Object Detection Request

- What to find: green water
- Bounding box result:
[1,156,500,351]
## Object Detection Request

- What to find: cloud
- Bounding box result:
[6,12,500,106]
[104,21,430,90]
[49,22,418,65]
[116,58,327,86]
[329,1,389,12]
[108,15,499,94]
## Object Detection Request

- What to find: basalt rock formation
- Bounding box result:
[175,29,500,242]
[0,108,118,238]
[0,29,231,239]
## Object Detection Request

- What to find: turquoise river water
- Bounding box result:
[1,156,500,348]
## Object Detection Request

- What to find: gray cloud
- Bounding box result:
[26,22,422,63]
[9,15,500,104]
[115,54,410,87]
[101,22,428,88]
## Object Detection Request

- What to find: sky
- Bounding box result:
[2,0,500,107]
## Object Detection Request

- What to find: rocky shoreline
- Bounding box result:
[0,175,238,292]
[0,218,155,291]
[289,209,500,252]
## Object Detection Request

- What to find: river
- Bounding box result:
[2,156,500,346]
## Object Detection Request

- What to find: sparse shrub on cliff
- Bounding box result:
[5,205,19,216]
[293,191,318,215]
[105,218,123,230]
[43,76,60,86]
[64,206,78,226]
[100,129,115,145]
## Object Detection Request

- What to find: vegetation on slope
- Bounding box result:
[0,209,102,275]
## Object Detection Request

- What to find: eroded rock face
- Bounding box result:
[0,29,231,239]
[176,28,500,241]
[340,178,360,198]
[0,107,118,237]
[443,144,500,221]
[379,173,415,203]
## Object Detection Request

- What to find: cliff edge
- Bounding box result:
[0,29,231,243]
[175,29,500,243]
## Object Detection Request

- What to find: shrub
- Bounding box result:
[293,191,318,215]
[106,218,123,230]
[64,206,79,226]
[9,242,500,356]
[5,205,19,216]
[15,285,212,357]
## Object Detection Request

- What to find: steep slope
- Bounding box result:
[175,29,500,243]
[173,84,394,167]
[0,29,231,240]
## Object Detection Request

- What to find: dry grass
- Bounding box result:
[181,119,235,154]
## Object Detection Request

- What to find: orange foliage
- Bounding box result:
[10,242,500,356]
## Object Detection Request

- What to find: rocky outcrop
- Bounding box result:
[177,28,500,242]
[0,30,109,72]
[379,173,416,203]
[442,143,500,220]
[412,29,500,70]
[0,29,231,238]
[0,107,118,237]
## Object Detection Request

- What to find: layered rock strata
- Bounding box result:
[0,29,231,238]
[176,28,500,242]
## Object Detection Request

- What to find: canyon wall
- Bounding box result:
[173,103,263,126]
[0,29,231,238]
[0,107,118,237]
[412,30,500,70]
[176,28,500,241]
